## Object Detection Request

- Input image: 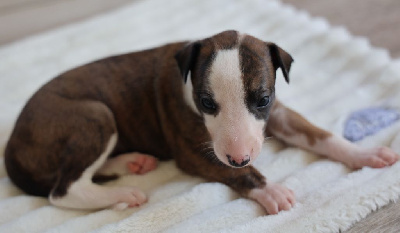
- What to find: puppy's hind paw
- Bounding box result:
[112,202,130,211]
[112,186,147,210]
[127,154,158,175]
[98,152,158,176]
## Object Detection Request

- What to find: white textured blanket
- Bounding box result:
[1,0,400,232]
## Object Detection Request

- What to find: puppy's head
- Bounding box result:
[175,30,293,168]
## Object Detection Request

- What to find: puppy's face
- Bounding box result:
[176,30,293,168]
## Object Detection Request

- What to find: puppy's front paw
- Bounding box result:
[248,183,295,215]
[350,147,400,169]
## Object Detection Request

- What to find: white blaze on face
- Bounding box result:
[205,49,265,167]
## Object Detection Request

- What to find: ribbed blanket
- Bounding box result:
[1,0,400,232]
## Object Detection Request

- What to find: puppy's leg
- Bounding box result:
[267,101,400,169]
[97,152,158,176]
[48,100,146,210]
[175,154,295,215]
[50,134,146,210]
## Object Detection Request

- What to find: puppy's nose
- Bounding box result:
[226,154,250,167]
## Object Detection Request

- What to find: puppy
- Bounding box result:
[5,30,399,214]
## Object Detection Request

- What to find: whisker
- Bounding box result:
[198,141,212,146]
[194,140,225,166]
[195,141,213,150]
[264,136,273,141]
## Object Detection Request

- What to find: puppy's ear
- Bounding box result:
[175,41,201,83]
[267,43,294,83]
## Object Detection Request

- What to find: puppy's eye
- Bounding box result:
[257,96,270,108]
[201,97,216,110]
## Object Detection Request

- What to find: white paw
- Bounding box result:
[248,183,295,215]
[126,153,158,175]
[98,152,158,176]
[112,186,147,210]
[348,147,400,169]
[112,202,130,210]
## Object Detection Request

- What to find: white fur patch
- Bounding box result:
[182,72,200,115]
[205,49,265,165]
[50,133,147,210]
[50,134,122,209]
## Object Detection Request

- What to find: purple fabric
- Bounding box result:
[344,107,400,142]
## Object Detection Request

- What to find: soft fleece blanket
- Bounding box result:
[1,0,400,232]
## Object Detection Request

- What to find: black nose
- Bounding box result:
[226,155,250,167]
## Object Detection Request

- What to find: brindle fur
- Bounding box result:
[5,30,326,201]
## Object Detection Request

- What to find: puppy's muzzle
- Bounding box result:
[226,154,250,167]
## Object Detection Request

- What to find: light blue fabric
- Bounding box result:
[344,107,400,142]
